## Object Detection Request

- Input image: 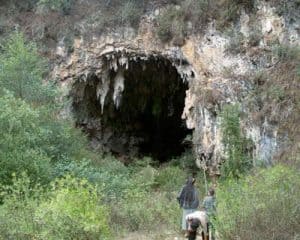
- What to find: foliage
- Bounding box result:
[111,190,180,232]
[84,0,144,33]
[0,32,56,105]
[156,5,185,43]
[36,176,111,240]
[225,29,245,55]
[0,174,111,240]
[215,165,300,240]
[180,0,211,31]
[154,166,186,192]
[53,157,134,200]
[220,104,252,178]
[117,0,143,28]
[0,173,44,239]
[0,93,52,185]
[0,91,93,185]
[270,0,300,21]
[0,32,92,185]
[3,0,39,12]
[37,0,73,14]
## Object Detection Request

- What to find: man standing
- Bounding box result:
[177,177,200,237]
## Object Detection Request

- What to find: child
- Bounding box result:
[203,188,216,240]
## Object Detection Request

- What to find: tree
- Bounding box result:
[220,104,252,178]
[0,32,55,104]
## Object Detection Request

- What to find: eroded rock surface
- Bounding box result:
[54,1,299,173]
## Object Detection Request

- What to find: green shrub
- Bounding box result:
[36,175,111,240]
[215,165,300,240]
[220,104,253,178]
[0,174,111,240]
[0,173,45,239]
[0,90,93,185]
[154,166,186,192]
[181,0,210,31]
[110,188,180,232]
[0,32,56,104]
[117,0,143,28]
[0,93,52,185]
[156,6,185,43]
[273,44,300,63]
[37,0,73,14]
[225,29,245,54]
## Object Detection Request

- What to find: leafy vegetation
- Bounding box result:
[0,32,55,104]
[156,6,185,43]
[216,165,300,240]
[0,174,111,240]
[0,32,94,186]
[37,0,73,14]
[0,2,300,237]
[220,104,252,178]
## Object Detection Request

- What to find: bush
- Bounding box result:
[0,32,56,104]
[54,157,134,201]
[220,104,253,178]
[37,0,73,14]
[36,176,111,240]
[215,165,300,240]
[225,29,245,54]
[0,93,53,185]
[180,0,210,31]
[0,173,45,239]
[156,6,185,43]
[110,188,180,232]
[154,165,186,192]
[117,0,143,28]
[0,90,93,185]
[0,174,111,240]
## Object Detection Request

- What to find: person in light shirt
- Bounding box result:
[185,210,209,240]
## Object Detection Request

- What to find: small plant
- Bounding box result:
[37,0,73,14]
[220,104,252,178]
[156,6,185,43]
[224,28,245,54]
[36,175,111,239]
[0,32,55,104]
[216,165,300,240]
[117,0,143,28]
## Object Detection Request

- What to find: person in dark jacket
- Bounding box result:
[177,176,199,236]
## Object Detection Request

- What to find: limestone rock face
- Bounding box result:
[53,1,299,174]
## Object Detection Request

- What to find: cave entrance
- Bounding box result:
[72,55,193,162]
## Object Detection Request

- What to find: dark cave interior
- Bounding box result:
[72,56,192,162]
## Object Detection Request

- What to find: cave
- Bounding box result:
[72,54,193,162]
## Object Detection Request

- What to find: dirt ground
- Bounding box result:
[116,230,206,240]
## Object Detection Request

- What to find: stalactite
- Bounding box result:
[113,68,125,109]
[96,70,110,114]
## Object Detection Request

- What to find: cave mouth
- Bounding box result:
[72,55,193,162]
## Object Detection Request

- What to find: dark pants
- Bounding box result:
[188,231,197,240]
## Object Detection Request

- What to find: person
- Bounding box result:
[203,188,216,240]
[177,176,199,236]
[185,210,209,240]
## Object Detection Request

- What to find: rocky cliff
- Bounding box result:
[2,0,299,175]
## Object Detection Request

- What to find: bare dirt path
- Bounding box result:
[117,231,193,240]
